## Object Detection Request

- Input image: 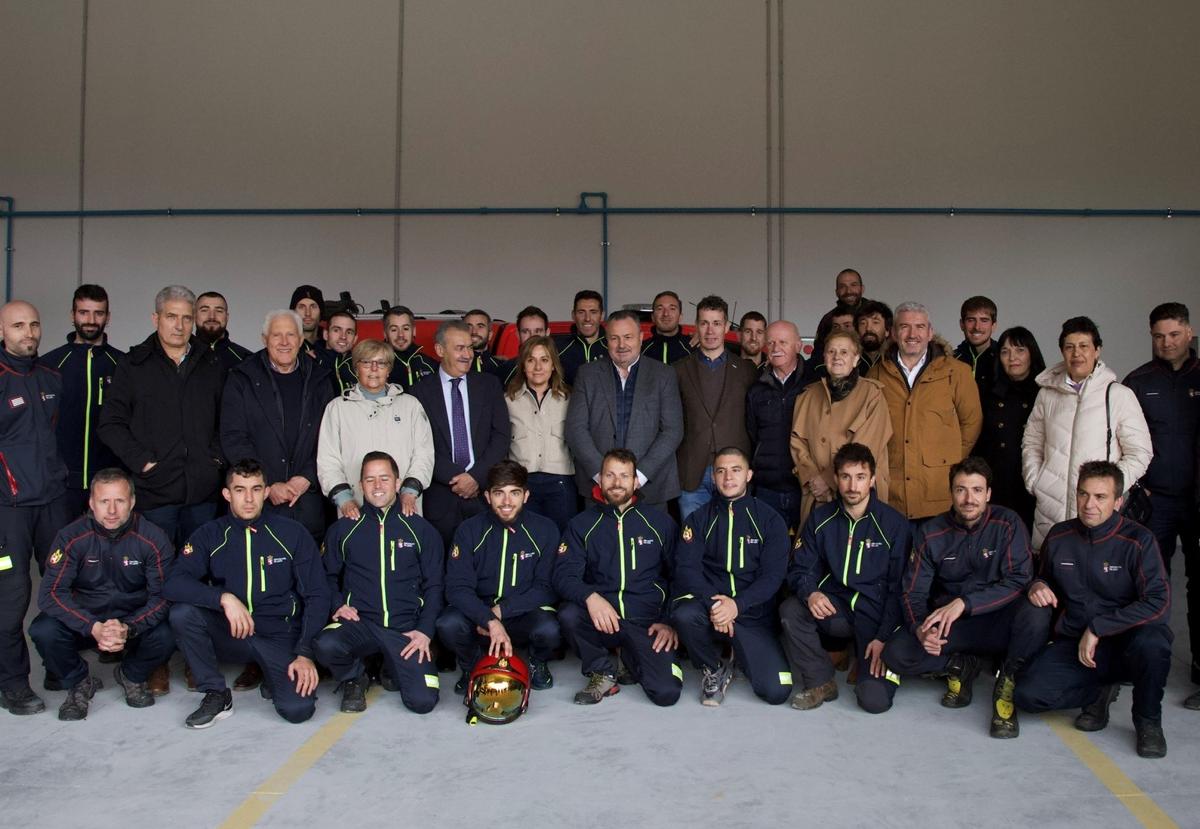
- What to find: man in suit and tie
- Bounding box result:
[565,310,684,513]
[675,295,760,519]
[410,321,512,546]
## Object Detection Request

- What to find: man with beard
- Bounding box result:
[554,449,682,706]
[40,285,124,519]
[738,312,767,369]
[812,268,868,360]
[319,310,359,396]
[555,290,607,385]
[290,284,325,360]
[854,300,892,374]
[195,291,253,373]
[0,300,73,716]
[642,291,692,365]
[384,305,438,391]
[954,296,1001,392]
[462,309,506,378]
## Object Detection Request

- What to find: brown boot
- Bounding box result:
[147,663,170,697]
[790,679,839,710]
[828,650,850,672]
[846,660,859,686]
[233,662,263,691]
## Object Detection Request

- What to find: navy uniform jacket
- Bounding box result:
[554,499,676,626]
[445,510,559,628]
[323,502,444,637]
[40,334,124,491]
[0,348,68,507]
[388,344,438,391]
[207,333,254,375]
[789,492,910,638]
[641,332,692,365]
[955,339,1000,393]
[554,331,608,386]
[676,494,789,624]
[39,513,173,636]
[1123,352,1200,498]
[1037,513,1170,639]
[901,504,1031,632]
[164,512,329,656]
[318,349,358,397]
[471,349,507,380]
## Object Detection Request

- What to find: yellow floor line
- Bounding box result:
[219,687,382,829]
[1044,713,1178,829]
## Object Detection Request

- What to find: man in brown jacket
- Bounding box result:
[675,296,759,519]
[867,302,982,521]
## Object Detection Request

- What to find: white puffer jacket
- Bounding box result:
[1021,360,1152,546]
[317,383,435,509]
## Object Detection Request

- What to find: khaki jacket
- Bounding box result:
[506,386,574,475]
[789,376,893,526]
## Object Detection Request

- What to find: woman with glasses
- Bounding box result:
[317,339,435,519]
[504,335,575,530]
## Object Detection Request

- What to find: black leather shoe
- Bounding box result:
[339,675,368,713]
[454,669,470,695]
[0,685,46,716]
[1134,716,1167,758]
[530,660,553,690]
[1075,684,1119,732]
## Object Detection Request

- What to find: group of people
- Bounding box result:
[0,269,1195,760]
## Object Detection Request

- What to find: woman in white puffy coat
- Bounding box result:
[317,339,435,519]
[1021,317,1152,546]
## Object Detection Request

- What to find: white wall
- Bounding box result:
[1,0,1197,374]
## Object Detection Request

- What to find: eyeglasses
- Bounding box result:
[356,359,389,369]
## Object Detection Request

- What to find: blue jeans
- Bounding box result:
[525,472,577,533]
[679,466,716,521]
[142,501,218,548]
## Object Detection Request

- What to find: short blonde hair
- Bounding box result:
[352,338,394,369]
[824,329,862,354]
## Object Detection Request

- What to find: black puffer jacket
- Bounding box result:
[974,373,1039,530]
[745,365,807,491]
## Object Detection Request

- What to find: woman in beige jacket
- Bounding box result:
[790,330,893,526]
[506,335,575,530]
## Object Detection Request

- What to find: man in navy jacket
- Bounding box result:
[165,459,329,728]
[438,460,560,694]
[314,451,444,715]
[1016,460,1172,759]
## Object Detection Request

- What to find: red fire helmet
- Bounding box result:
[464,654,532,725]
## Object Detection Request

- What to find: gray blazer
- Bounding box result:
[565,357,684,503]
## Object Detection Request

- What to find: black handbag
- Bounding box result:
[1105,382,1153,525]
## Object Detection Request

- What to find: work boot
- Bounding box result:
[989,673,1019,738]
[1183,689,1200,711]
[941,653,981,708]
[233,662,262,691]
[147,663,170,697]
[790,679,839,711]
[113,665,155,708]
[573,672,619,705]
[1075,685,1119,732]
[1134,716,1167,759]
[380,663,400,692]
[339,674,368,713]
[58,675,103,721]
[529,660,553,690]
[43,673,64,692]
[454,669,471,695]
[97,648,123,664]
[829,649,850,672]
[615,654,636,686]
[0,685,46,716]
[700,658,735,707]
[185,689,233,729]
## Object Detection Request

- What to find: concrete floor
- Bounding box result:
[4,569,1199,829]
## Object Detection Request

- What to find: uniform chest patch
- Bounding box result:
[557,542,568,556]
[122,556,141,566]
[980,548,995,560]
[682,526,694,542]
[1102,561,1122,574]
[40,392,55,402]
[744,536,759,545]
[8,396,25,409]
[518,550,538,561]
[450,545,461,559]
[182,543,194,556]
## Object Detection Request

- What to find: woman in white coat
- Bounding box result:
[317,338,435,519]
[1021,316,1152,546]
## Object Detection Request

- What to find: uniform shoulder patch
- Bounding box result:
[793,535,803,550]
[557,541,568,555]
[48,549,63,566]
[450,544,460,559]
[182,543,193,557]
[682,525,694,543]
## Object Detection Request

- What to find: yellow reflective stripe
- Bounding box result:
[424,674,440,689]
[378,515,389,628]
[244,528,254,613]
[671,663,683,681]
[83,349,93,488]
[842,516,859,585]
[322,622,342,630]
[0,555,11,571]
[497,530,509,599]
[885,670,901,686]
[630,537,637,571]
[726,503,736,597]
[259,556,266,592]
[850,592,860,611]
[779,671,794,686]
[617,516,627,618]
[390,539,396,571]
[739,537,744,569]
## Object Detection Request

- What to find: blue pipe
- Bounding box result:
[0,196,12,303]
[578,192,609,309]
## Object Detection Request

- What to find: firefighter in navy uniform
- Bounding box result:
[641,291,693,365]
[554,448,682,706]
[779,443,909,714]
[313,451,444,714]
[554,290,607,385]
[672,446,793,706]
[438,460,561,694]
[383,306,438,391]
[165,458,329,727]
[30,469,174,720]
[195,291,253,374]
[318,310,359,396]
[0,300,73,716]
[39,284,123,520]
[463,309,508,379]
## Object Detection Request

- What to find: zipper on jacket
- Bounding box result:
[378,514,390,628]
[244,528,254,613]
[390,539,396,571]
[630,537,637,571]
[259,555,266,592]
[842,516,861,585]
[739,537,745,569]
[855,540,865,575]
[726,503,737,597]
[83,349,94,488]
[0,452,18,498]
[511,552,518,587]
[497,530,509,600]
[617,514,627,617]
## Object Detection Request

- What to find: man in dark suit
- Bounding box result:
[565,310,684,512]
[410,321,511,546]
[675,295,759,519]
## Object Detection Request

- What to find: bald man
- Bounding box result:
[0,301,72,715]
[745,320,810,529]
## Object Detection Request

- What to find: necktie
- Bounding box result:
[451,377,470,467]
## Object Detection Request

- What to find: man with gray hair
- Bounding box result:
[409,320,511,545]
[867,301,981,520]
[220,310,334,541]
